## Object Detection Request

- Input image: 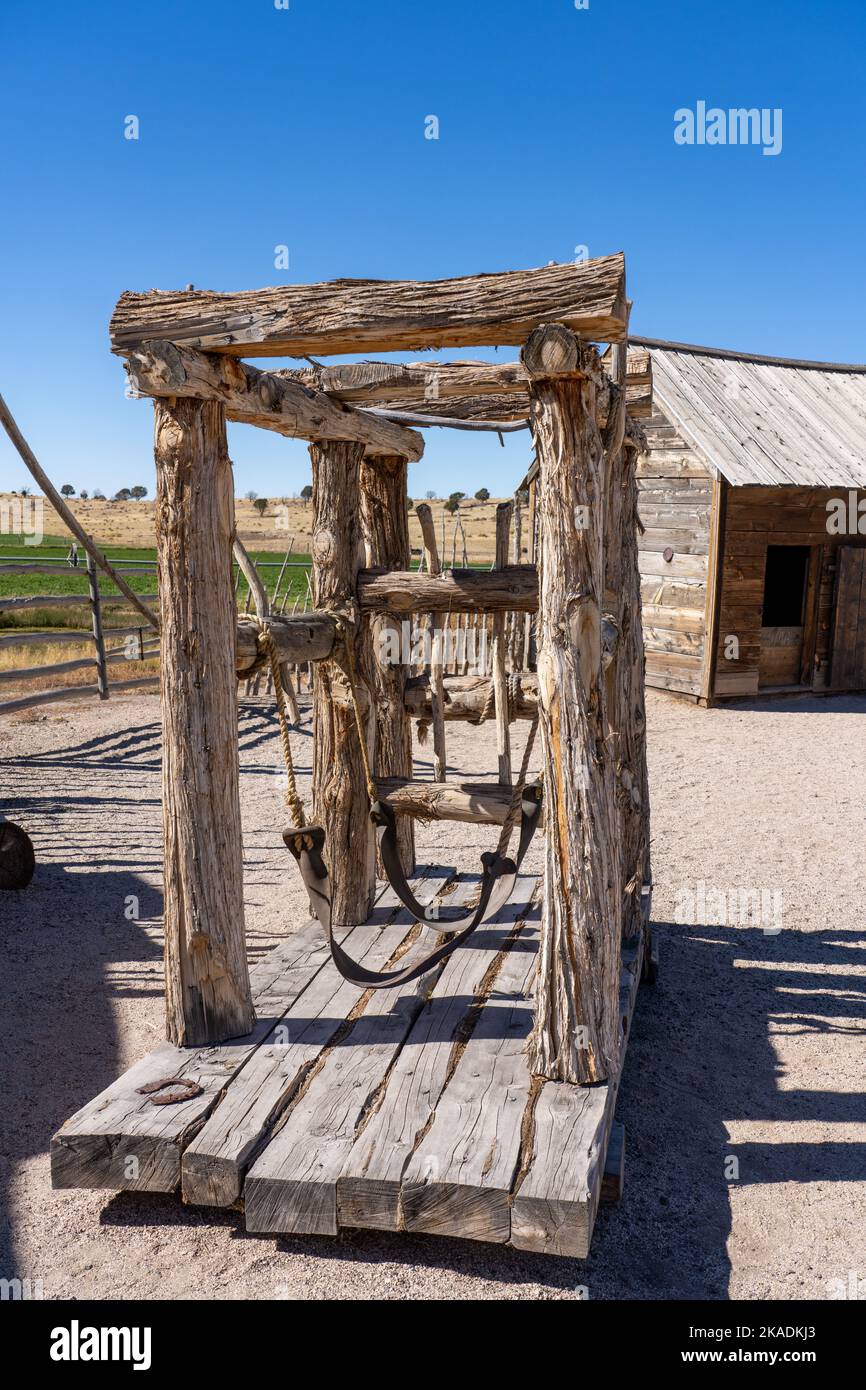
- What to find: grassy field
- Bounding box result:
[1,491,516,569]
[0,532,313,624]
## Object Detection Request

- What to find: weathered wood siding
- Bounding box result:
[713,485,866,697]
[637,407,712,696]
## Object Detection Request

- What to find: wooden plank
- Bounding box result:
[358,565,538,615]
[244,878,482,1236]
[399,917,538,1243]
[51,921,331,1192]
[50,870,443,1193]
[126,341,424,461]
[510,936,643,1257]
[338,878,540,1232]
[182,872,453,1207]
[109,255,628,357]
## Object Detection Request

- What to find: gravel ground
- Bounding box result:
[1,687,865,1301]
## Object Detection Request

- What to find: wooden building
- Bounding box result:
[634,339,866,701]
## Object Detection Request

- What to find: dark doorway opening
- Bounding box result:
[762,545,810,627]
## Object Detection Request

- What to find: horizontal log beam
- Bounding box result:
[285,347,651,421]
[404,672,538,722]
[235,611,337,671]
[358,566,538,615]
[109,255,627,358]
[125,342,424,460]
[373,778,513,826]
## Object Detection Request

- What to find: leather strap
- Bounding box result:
[282,781,543,990]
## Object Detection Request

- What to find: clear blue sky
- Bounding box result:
[1,0,863,502]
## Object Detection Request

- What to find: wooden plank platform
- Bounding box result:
[52,867,650,1258]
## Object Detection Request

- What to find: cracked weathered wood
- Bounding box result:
[358,565,538,615]
[181,872,451,1207]
[338,877,539,1231]
[404,671,537,723]
[359,455,414,873]
[244,877,479,1236]
[125,340,423,460]
[50,919,329,1191]
[399,914,539,1242]
[154,397,255,1046]
[285,349,652,420]
[414,502,447,781]
[310,439,377,931]
[524,326,621,1084]
[110,255,627,358]
[492,501,513,785]
[373,777,514,825]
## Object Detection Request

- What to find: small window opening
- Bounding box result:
[761,545,809,626]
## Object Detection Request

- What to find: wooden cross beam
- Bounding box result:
[124,340,425,460]
[109,254,627,358]
[281,347,652,421]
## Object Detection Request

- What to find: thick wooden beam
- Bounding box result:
[285,348,651,420]
[405,672,537,723]
[236,611,336,671]
[414,502,447,781]
[524,326,621,1085]
[358,565,538,615]
[154,397,255,1046]
[359,455,414,874]
[109,255,627,357]
[310,440,377,930]
[374,778,512,826]
[125,341,424,460]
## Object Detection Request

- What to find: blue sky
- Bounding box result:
[1,0,863,502]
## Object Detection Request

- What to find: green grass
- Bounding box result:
[0,534,313,626]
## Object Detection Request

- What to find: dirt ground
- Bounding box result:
[1,687,865,1301]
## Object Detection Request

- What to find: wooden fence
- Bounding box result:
[0,556,160,715]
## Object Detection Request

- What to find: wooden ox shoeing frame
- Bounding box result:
[115,254,651,1089]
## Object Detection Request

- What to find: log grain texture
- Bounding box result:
[110,255,627,358]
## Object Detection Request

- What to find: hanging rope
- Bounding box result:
[255,618,306,830]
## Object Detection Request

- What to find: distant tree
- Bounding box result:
[425,489,437,500]
[130,485,148,501]
[20,487,30,497]
[444,491,465,515]
[93,490,105,501]
[474,487,490,501]
[61,484,75,498]
[407,496,413,510]
[245,490,258,502]
[253,498,268,516]
[114,488,132,502]
[300,484,313,504]
[79,489,89,500]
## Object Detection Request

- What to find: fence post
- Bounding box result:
[86,553,109,700]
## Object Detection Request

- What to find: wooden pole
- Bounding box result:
[359,454,415,874]
[523,325,621,1085]
[86,553,109,700]
[154,396,255,1046]
[492,502,513,785]
[310,439,377,930]
[415,503,447,781]
[0,392,159,630]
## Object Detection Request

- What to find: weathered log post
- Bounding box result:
[603,337,651,941]
[154,397,255,1046]
[359,454,415,874]
[523,324,621,1085]
[310,440,377,929]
